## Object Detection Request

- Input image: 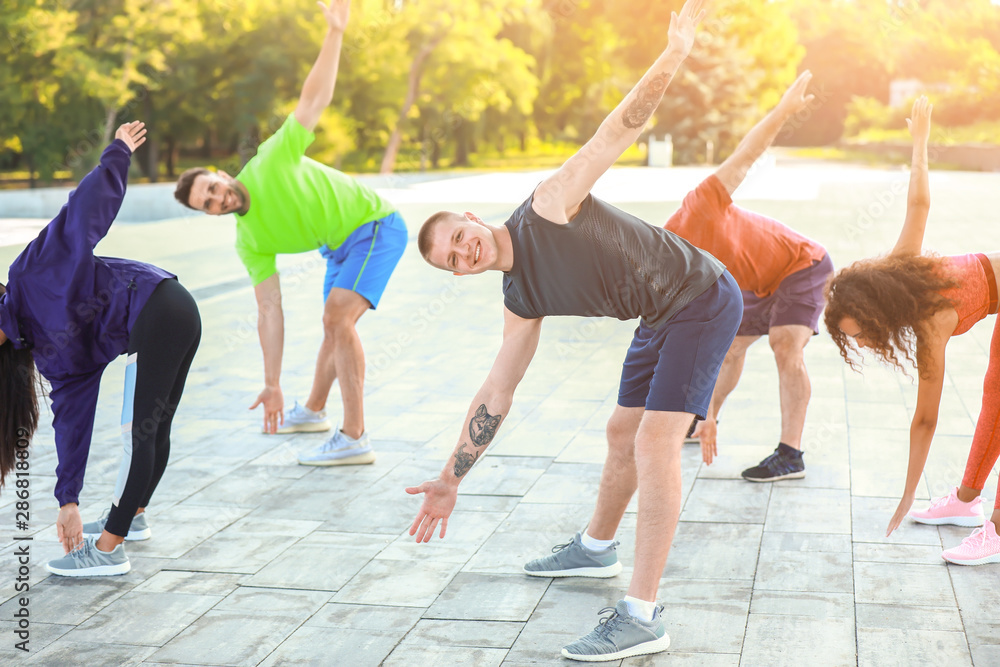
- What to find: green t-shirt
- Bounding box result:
[234,114,396,285]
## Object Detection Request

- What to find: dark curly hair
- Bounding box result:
[824,254,958,378]
[0,282,41,490]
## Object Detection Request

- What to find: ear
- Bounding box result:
[465,212,486,226]
[218,170,231,179]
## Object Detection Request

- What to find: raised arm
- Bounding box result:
[250,274,286,434]
[531,0,706,223]
[38,122,145,254]
[890,96,933,257]
[406,308,543,542]
[293,0,350,132]
[714,71,815,196]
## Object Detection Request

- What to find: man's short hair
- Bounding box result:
[418,211,458,260]
[174,167,210,209]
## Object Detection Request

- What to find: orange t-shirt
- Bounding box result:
[939,254,992,336]
[664,175,827,297]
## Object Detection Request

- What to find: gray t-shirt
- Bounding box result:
[502,194,724,329]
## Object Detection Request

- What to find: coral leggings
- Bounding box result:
[961,256,1000,507]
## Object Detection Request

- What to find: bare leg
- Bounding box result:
[958,485,984,503]
[627,410,692,601]
[304,336,338,413]
[768,325,813,450]
[586,405,645,540]
[314,288,371,439]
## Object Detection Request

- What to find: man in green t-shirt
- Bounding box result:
[174,0,407,466]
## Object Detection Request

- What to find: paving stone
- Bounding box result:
[148,610,304,666]
[764,487,852,534]
[854,561,956,607]
[666,522,762,580]
[245,531,394,591]
[657,579,752,654]
[855,603,963,632]
[749,591,854,619]
[22,641,157,666]
[857,628,972,667]
[333,558,462,607]
[403,618,523,648]
[423,572,549,622]
[382,644,508,666]
[741,614,855,667]
[66,591,221,646]
[0,621,72,659]
[679,479,770,524]
[304,602,425,631]
[258,625,402,667]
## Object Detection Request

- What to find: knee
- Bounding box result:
[769,337,806,369]
[322,309,357,338]
[606,414,637,455]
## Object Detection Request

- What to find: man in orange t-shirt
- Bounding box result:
[665,71,833,483]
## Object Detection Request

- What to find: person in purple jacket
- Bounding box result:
[0,121,202,576]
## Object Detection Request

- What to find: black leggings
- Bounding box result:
[104,279,201,537]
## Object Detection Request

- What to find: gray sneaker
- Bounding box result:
[297,427,375,466]
[82,509,150,541]
[561,600,670,661]
[45,537,131,577]
[523,532,622,578]
[273,401,332,434]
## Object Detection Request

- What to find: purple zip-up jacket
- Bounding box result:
[0,139,175,506]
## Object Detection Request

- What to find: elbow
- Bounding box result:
[912,416,937,435]
[908,197,930,211]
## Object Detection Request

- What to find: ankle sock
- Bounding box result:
[777,442,802,458]
[624,595,656,622]
[581,532,615,552]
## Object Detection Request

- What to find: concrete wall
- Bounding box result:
[0,182,199,223]
[846,142,1000,171]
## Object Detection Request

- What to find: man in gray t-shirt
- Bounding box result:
[406,0,738,661]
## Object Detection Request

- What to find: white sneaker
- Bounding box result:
[272,401,332,434]
[297,427,375,466]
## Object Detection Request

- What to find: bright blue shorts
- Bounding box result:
[321,211,407,309]
[617,271,742,418]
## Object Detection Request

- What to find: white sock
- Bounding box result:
[580,531,615,552]
[623,595,656,622]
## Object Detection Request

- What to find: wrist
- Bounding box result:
[439,470,460,488]
[60,502,78,510]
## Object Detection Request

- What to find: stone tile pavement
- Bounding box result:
[3,160,1000,665]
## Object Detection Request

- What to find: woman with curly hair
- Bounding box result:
[826,97,1000,565]
[0,121,201,576]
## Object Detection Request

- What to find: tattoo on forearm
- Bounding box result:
[622,73,670,129]
[453,443,481,478]
[469,404,501,446]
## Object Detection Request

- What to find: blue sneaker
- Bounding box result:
[742,445,805,482]
[82,509,150,541]
[274,401,332,434]
[297,427,375,466]
[562,600,670,661]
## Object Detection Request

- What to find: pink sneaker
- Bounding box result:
[942,521,1000,565]
[908,487,985,527]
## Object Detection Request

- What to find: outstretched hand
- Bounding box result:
[906,95,933,144]
[114,121,147,154]
[250,385,284,435]
[777,70,816,117]
[694,417,718,465]
[317,0,350,33]
[667,0,708,59]
[886,494,915,537]
[405,478,457,543]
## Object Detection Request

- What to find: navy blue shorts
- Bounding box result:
[617,271,742,418]
[321,211,407,309]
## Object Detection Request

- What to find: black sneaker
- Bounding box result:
[741,445,805,482]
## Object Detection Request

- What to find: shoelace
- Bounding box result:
[551,540,574,553]
[594,606,624,638]
[963,526,989,549]
[927,494,954,510]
